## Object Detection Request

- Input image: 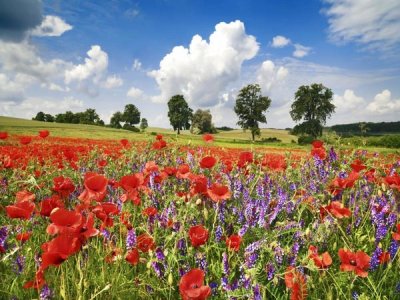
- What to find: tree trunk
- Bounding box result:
[251,130,255,141]
[177,127,180,135]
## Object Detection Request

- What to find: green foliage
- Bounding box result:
[330,121,400,136]
[167,95,193,134]
[44,114,54,122]
[122,104,141,126]
[234,84,271,141]
[342,134,400,149]
[260,137,281,143]
[54,109,104,125]
[140,118,148,132]
[110,111,123,129]
[32,111,45,121]
[216,126,234,131]
[290,83,335,138]
[190,109,216,134]
[297,135,315,145]
[122,123,140,132]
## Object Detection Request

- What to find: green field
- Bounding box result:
[0,116,299,149]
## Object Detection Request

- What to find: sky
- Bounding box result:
[0,0,399,129]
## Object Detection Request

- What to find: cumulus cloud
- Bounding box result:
[256,60,289,92]
[103,75,123,89]
[127,86,144,99]
[148,20,259,106]
[65,45,108,85]
[333,89,365,111]
[0,0,42,42]
[366,89,400,113]
[271,35,291,48]
[0,73,25,101]
[293,44,311,58]
[324,0,400,51]
[31,15,73,37]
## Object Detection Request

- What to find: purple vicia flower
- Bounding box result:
[155,248,165,261]
[370,247,383,271]
[152,261,164,278]
[40,284,53,300]
[274,245,284,265]
[196,252,208,273]
[266,263,275,281]
[14,255,25,274]
[126,229,136,249]
[288,242,300,266]
[0,226,8,252]
[253,284,262,300]
[389,240,399,260]
[222,252,229,275]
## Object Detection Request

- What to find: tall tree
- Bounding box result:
[191,109,215,134]
[167,95,193,134]
[33,111,45,121]
[44,114,54,122]
[80,108,101,125]
[122,104,141,126]
[234,84,271,141]
[140,118,148,132]
[110,111,123,129]
[290,83,335,138]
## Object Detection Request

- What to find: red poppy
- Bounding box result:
[20,136,32,145]
[262,154,287,171]
[16,232,32,243]
[40,195,65,217]
[52,176,75,198]
[137,233,155,252]
[385,173,400,191]
[120,139,130,147]
[6,200,35,219]
[46,208,83,235]
[163,166,177,176]
[207,183,231,202]
[125,248,140,266]
[190,175,208,195]
[238,151,253,167]
[320,201,351,219]
[392,224,400,240]
[16,190,36,203]
[311,147,326,160]
[311,140,324,148]
[338,248,370,277]
[0,132,8,139]
[156,134,163,140]
[24,269,46,289]
[120,173,144,204]
[285,266,308,300]
[39,130,50,138]
[189,225,209,248]
[142,206,158,217]
[177,164,191,179]
[308,245,332,269]
[97,159,108,168]
[226,235,242,251]
[92,202,119,228]
[80,213,99,240]
[199,156,217,169]
[329,172,359,195]
[202,134,214,143]
[379,251,390,264]
[350,159,366,172]
[179,268,211,300]
[78,172,108,204]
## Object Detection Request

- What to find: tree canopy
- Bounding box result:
[191,109,215,134]
[122,104,141,126]
[290,83,335,138]
[110,111,123,129]
[140,118,148,132]
[167,95,193,134]
[234,84,271,141]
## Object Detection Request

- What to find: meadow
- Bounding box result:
[0,118,399,300]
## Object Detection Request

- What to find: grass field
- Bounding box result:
[0,116,299,148]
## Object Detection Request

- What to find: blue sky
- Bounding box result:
[0,0,399,128]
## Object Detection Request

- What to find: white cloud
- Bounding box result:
[256,60,289,92]
[132,59,142,71]
[103,75,123,89]
[366,89,400,113]
[65,45,108,84]
[293,44,311,58]
[0,96,84,119]
[148,20,259,106]
[271,35,291,48]
[324,0,400,51]
[333,89,365,111]
[127,86,144,99]
[31,15,73,37]
[0,73,25,101]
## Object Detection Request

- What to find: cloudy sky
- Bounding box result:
[0,0,399,129]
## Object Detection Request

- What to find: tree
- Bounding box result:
[110,111,123,129]
[80,108,101,125]
[44,114,54,122]
[191,109,215,134]
[33,111,45,121]
[122,104,141,126]
[234,84,271,141]
[290,83,335,139]
[167,95,193,134]
[140,118,148,132]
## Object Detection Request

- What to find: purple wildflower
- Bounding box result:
[126,229,136,249]
[40,284,53,300]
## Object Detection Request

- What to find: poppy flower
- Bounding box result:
[320,201,351,219]
[392,224,400,240]
[120,139,130,147]
[92,203,119,228]
[338,248,370,277]
[379,251,390,264]
[20,136,32,145]
[39,130,50,138]
[199,156,217,169]
[120,173,144,204]
[179,268,211,300]
[385,173,400,191]
[52,176,75,198]
[311,147,326,160]
[6,201,35,219]
[308,245,332,269]
[16,232,32,243]
[207,183,231,202]
[78,172,108,204]
[176,164,191,179]
[156,134,163,140]
[16,190,36,203]
[97,159,108,168]
[189,225,209,248]
[40,195,65,217]
[190,175,208,195]
[238,151,253,167]
[284,266,308,300]
[311,140,324,148]
[202,134,214,143]
[125,248,140,266]
[137,233,155,252]
[329,172,359,195]
[226,235,242,251]
[350,159,366,172]
[24,269,46,289]
[142,206,158,217]
[80,213,99,240]
[0,132,8,139]
[46,208,83,235]
[262,154,287,171]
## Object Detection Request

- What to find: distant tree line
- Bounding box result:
[329,121,400,136]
